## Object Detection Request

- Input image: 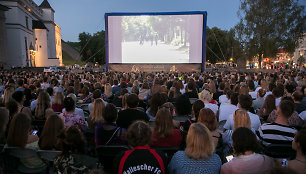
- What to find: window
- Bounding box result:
[25,16,29,29]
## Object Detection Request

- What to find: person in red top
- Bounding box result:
[114,121,167,174]
[150,107,182,148]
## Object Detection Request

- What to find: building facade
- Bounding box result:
[294,33,306,65]
[0,0,62,68]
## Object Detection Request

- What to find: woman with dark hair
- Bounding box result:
[183,100,205,132]
[114,121,167,174]
[39,114,64,150]
[59,97,87,132]
[221,127,274,174]
[6,113,45,169]
[146,92,167,120]
[95,103,126,146]
[168,123,221,173]
[150,108,182,148]
[12,91,32,118]
[54,126,92,173]
[184,82,198,98]
[258,94,276,121]
[175,94,191,116]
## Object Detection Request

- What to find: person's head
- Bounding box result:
[192,100,205,121]
[39,114,64,150]
[7,113,32,148]
[126,93,139,108]
[232,127,259,156]
[199,90,211,102]
[198,108,218,131]
[12,91,24,104]
[3,86,15,104]
[230,92,239,105]
[261,94,276,114]
[53,92,64,105]
[257,89,266,98]
[104,83,112,97]
[57,126,86,153]
[185,123,214,160]
[102,103,118,123]
[238,94,252,110]
[160,102,175,116]
[272,86,284,98]
[17,79,24,87]
[247,80,255,91]
[154,107,174,138]
[92,89,102,100]
[5,100,18,119]
[292,128,306,156]
[131,86,139,95]
[126,121,152,147]
[46,87,54,97]
[149,93,167,116]
[292,91,303,102]
[67,93,77,104]
[175,94,192,116]
[0,107,9,138]
[91,98,105,124]
[277,99,295,119]
[122,93,130,110]
[64,97,76,112]
[81,86,90,98]
[239,85,249,95]
[35,91,51,119]
[233,109,251,130]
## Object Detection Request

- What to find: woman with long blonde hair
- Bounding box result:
[168,123,221,173]
[88,98,105,130]
[52,92,65,112]
[104,83,113,98]
[35,91,53,120]
[3,86,15,106]
[150,107,182,148]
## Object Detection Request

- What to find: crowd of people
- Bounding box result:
[0,69,305,174]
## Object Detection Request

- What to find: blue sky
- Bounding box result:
[34,0,241,42]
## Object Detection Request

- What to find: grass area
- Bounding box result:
[62,50,85,66]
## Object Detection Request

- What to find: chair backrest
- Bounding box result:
[5,147,38,159]
[81,104,89,112]
[96,145,130,158]
[263,144,296,159]
[153,147,180,162]
[37,150,61,162]
[136,107,145,112]
[173,115,191,123]
[96,145,130,173]
[189,98,198,104]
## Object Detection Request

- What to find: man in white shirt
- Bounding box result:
[248,80,257,99]
[224,94,261,130]
[219,92,239,122]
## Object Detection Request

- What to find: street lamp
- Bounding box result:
[29,43,36,67]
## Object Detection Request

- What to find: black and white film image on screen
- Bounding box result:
[108,14,204,64]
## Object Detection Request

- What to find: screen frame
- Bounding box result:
[105,11,207,72]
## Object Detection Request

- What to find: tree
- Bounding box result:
[236,0,305,68]
[206,27,243,64]
[297,55,305,66]
[78,32,92,62]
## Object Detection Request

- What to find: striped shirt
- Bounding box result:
[256,122,296,148]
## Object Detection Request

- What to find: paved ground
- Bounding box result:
[122,41,189,63]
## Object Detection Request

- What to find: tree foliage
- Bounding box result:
[78,31,105,64]
[236,0,305,67]
[206,27,243,63]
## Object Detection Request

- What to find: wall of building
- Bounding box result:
[0,7,8,67]
[55,23,62,65]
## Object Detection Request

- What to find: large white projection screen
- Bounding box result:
[107,14,204,64]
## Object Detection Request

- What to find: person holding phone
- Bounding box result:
[221,127,274,174]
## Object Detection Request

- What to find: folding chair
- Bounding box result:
[4,147,47,173]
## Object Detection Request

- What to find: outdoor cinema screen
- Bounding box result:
[106,12,206,64]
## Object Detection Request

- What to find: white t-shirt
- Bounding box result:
[249,91,257,99]
[205,103,219,115]
[219,103,238,122]
[224,111,261,130]
[264,91,272,98]
[275,97,281,107]
[219,95,230,104]
[62,107,84,118]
